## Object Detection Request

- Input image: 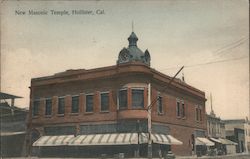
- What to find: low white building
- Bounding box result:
[223,119,250,154]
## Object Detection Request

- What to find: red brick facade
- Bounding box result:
[28,62,206,156]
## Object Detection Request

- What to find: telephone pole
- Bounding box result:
[147,66,184,158]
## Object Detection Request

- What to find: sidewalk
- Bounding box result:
[175,152,250,159]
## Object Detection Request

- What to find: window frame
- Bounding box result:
[45,98,52,116]
[86,93,94,113]
[195,106,199,121]
[199,106,202,121]
[195,105,203,122]
[131,88,144,109]
[58,96,65,115]
[176,99,181,117]
[71,95,79,113]
[32,100,40,117]
[100,91,109,112]
[118,89,128,110]
[157,92,163,114]
[176,98,186,118]
[181,101,185,118]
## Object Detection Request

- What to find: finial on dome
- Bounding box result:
[128,31,138,47]
[132,21,134,32]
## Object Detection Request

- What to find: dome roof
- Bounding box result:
[117,32,151,66]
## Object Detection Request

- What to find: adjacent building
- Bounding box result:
[28,31,208,157]
[0,92,28,157]
[207,110,237,155]
[223,119,250,153]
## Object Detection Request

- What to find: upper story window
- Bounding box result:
[58,97,65,115]
[45,98,52,116]
[119,89,127,109]
[195,105,202,122]
[199,107,202,121]
[100,92,109,112]
[195,107,199,121]
[176,100,181,117]
[181,102,185,117]
[132,88,144,108]
[32,100,39,117]
[86,94,94,112]
[157,93,163,114]
[176,99,185,118]
[71,96,79,113]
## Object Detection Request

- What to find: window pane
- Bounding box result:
[33,101,39,116]
[86,95,93,112]
[176,101,180,117]
[196,108,199,121]
[199,109,202,121]
[101,93,109,111]
[157,96,163,113]
[132,89,144,108]
[182,103,185,117]
[58,97,65,114]
[119,90,127,109]
[71,96,79,113]
[45,99,52,115]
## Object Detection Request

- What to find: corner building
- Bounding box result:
[28,32,207,157]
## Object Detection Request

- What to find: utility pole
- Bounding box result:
[147,66,184,159]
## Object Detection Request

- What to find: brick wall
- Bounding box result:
[28,63,206,156]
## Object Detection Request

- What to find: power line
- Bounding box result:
[213,36,248,55]
[213,37,249,58]
[159,56,248,71]
[159,36,248,71]
[186,56,248,68]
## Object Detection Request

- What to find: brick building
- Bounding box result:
[28,32,208,157]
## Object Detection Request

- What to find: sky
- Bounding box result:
[0,0,249,120]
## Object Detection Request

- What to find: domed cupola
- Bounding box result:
[117,32,151,66]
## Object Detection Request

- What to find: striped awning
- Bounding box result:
[210,137,222,143]
[218,138,238,145]
[140,133,183,145]
[68,133,138,145]
[196,137,214,146]
[33,135,75,146]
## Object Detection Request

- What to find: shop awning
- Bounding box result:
[68,133,138,146]
[0,131,26,136]
[210,137,222,143]
[140,133,183,145]
[218,138,238,145]
[196,137,214,146]
[33,135,75,146]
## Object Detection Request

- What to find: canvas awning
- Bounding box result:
[196,137,214,146]
[210,137,222,143]
[33,135,75,146]
[140,133,183,145]
[218,138,238,145]
[0,131,26,136]
[68,133,138,146]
